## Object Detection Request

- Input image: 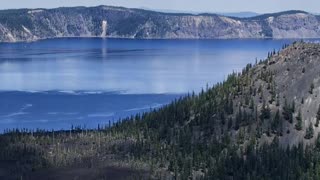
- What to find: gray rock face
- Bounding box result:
[0,7,319,42]
[249,42,320,146]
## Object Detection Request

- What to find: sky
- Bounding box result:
[1,0,320,13]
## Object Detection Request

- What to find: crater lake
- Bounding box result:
[0,38,303,131]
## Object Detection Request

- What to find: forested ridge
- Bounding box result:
[2,42,320,179]
[1,6,320,42]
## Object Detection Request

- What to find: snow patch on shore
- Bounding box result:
[101,20,107,37]
[28,9,44,14]
[22,26,32,34]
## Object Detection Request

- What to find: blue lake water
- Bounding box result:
[0,38,300,131]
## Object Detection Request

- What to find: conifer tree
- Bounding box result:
[272,110,281,134]
[305,123,314,139]
[309,83,315,94]
[283,98,293,122]
[291,101,295,112]
[316,105,320,127]
[260,101,271,120]
[295,110,303,131]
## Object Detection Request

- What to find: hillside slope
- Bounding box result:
[2,42,320,179]
[0,7,320,42]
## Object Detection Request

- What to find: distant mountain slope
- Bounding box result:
[0,6,319,42]
[139,8,259,18]
[216,11,260,18]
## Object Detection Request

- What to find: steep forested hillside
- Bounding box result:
[2,42,320,179]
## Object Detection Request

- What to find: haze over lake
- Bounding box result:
[0,38,299,131]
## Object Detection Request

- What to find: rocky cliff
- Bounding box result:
[0,6,320,42]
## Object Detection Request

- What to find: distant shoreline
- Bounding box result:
[0,6,318,43]
[0,36,310,44]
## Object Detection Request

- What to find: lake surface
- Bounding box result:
[0,38,300,131]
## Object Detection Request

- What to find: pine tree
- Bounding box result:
[235,111,241,131]
[289,112,293,124]
[316,105,320,127]
[227,117,233,130]
[291,101,295,112]
[276,95,280,106]
[305,122,314,139]
[272,110,281,134]
[309,83,315,94]
[221,113,226,126]
[295,110,303,131]
[249,98,254,110]
[260,101,271,120]
[283,98,293,122]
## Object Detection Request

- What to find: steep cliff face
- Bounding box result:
[0,7,319,42]
[268,13,320,38]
